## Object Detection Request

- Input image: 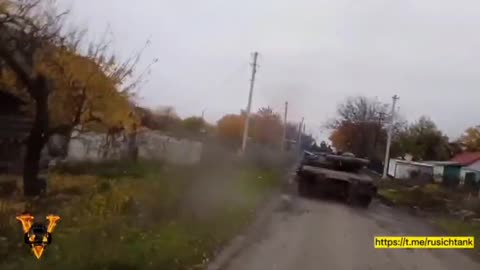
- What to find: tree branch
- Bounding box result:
[0,41,35,89]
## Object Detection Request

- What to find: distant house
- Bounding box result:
[451,152,480,185]
[388,159,434,180]
[423,161,462,186]
[388,158,462,186]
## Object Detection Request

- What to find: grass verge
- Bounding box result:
[378,181,480,256]
[434,219,480,256]
[377,184,450,211]
[0,160,282,270]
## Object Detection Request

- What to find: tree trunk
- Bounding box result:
[23,77,49,197]
[127,124,138,161]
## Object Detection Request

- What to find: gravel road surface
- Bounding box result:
[222,194,479,270]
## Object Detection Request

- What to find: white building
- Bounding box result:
[451,152,480,184]
[388,159,434,179]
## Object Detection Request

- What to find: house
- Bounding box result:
[388,159,434,180]
[451,152,480,185]
[388,159,461,186]
[423,161,462,185]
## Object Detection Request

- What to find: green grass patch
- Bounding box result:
[378,189,404,202]
[435,219,480,255]
[52,160,166,178]
[378,184,450,211]
[0,161,282,270]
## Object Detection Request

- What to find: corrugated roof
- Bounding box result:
[451,152,480,166]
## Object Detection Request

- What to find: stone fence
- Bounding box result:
[66,130,202,165]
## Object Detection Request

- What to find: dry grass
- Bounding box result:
[0,160,283,270]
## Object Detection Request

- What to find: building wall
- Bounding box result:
[466,160,480,171]
[443,165,461,181]
[460,168,480,184]
[433,165,444,183]
[394,162,433,179]
[67,130,203,165]
[388,159,397,177]
[458,160,480,184]
[136,131,203,165]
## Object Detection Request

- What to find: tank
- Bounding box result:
[295,151,377,207]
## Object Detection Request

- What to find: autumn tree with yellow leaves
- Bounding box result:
[216,107,295,149]
[251,107,283,147]
[460,126,480,152]
[2,46,139,134]
[217,114,245,148]
[0,1,152,196]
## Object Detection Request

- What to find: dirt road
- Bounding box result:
[221,194,479,270]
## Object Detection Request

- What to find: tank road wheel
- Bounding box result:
[346,186,372,208]
[346,188,355,205]
[356,195,372,208]
[298,179,309,197]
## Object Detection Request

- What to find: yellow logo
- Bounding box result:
[16,213,61,259]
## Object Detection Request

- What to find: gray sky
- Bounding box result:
[63,0,480,142]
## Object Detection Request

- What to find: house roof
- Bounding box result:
[394,159,434,168]
[424,161,461,166]
[451,152,480,166]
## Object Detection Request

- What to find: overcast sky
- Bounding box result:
[62,0,480,142]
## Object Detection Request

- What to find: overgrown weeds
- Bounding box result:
[0,160,282,270]
[377,179,480,212]
[378,180,480,256]
[378,184,451,211]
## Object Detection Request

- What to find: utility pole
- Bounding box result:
[297,117,304,154]
[373,111,386,153]
[241,52,259,154]
[281,101,288,152]
[382,95,399,179]
[305,124,308,146]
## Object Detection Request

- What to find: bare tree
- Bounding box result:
[327,96,405,159]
